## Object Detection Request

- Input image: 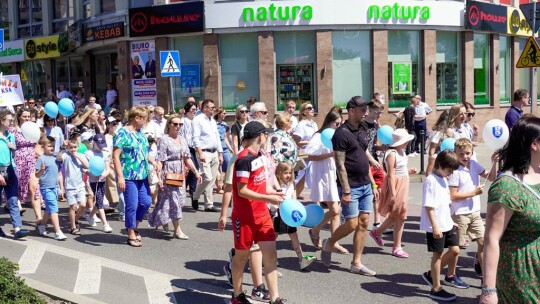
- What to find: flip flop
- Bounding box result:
[392,247,409,258]
[127,238,142,247]
[308,229,321,249]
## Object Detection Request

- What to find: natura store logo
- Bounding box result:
[469,5,480,26]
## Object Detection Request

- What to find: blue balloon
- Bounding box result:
[303,204,325,228]
[321,128,335,149]
[440,138,456,152]
[58,98,75,117]
[280,199,306,227]
[44,102,58,118]
[88,156,105,176]
[377,125,394,145]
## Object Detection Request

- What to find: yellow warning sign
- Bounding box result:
[517,36,540,68]
[20,69,27,81]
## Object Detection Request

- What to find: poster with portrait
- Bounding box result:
[392,62,412,95]
[130,40,157,106]
[0,74,25,107]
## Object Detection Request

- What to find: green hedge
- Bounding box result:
[0,257,46,304]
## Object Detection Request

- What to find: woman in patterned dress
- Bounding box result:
[12,107,42,223]
[269,113,298,167]
[113,106,158,247]
[148,115,200,239]
[481,115,540,304]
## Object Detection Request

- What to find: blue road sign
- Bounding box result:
[0,29,4,51]
[160,51,181,77]
[520,3,540,34]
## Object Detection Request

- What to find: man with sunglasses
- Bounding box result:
[192,99,223,212]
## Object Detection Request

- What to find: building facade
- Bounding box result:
[0,0,539,129]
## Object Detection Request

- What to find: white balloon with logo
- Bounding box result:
[482,119,509,150]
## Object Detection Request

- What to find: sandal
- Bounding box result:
[134,230,142,241]
[127,238,142,247]
[392,247,409,258]
[308,229,321,249]
[70,227,81,235]
[333,244,349,255]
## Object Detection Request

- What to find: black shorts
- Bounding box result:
[270,209,297,235]
[426,226,459,253]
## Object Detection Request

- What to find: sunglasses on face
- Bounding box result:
[239,110,249,114]
[305,107,314,111]
[258,111,268,115]
[171,122,183,127]
[467,112,475,117]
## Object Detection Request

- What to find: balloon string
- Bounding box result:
[482,158,496,186]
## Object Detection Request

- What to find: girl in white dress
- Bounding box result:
[305,110,348,254]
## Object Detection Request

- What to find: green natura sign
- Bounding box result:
[242,4,313,22]
[368,3,430,21]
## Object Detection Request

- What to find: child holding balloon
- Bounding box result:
[84,134,113,233]
[58,138,90,235]
[272,161,316,271]
[36,136,67,240]
[370,129,417,258]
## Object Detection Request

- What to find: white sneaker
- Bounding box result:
[300,255,316,270]
[54,231,67,241]
[93,215,102,223]
[87,215,96,227]
[103,224,113,233]
[37,224,47,236]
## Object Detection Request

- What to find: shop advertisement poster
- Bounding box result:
[392,62,412,95]
[130,40,157,106]
[178,64,201,98]
[0,74,25,107]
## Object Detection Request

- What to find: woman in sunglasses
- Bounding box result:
[231,104,249,154]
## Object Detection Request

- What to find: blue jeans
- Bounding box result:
[0,165,22,229]
[339,184,373,219]
[123,179,152,229]
[221,149,232,172]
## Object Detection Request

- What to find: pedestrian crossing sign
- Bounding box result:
[517,36,540,68]
[160,51,181,77]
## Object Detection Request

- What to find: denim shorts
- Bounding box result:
[41,188,59,214]
[339,184,373,219]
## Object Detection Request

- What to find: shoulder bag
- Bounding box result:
[164,138,185,187]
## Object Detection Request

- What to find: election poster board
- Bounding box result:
[0,74,25,107]
[130,40,157,106]
[392,62,412,95]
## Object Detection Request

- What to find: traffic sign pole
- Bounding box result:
[531,0,537,114]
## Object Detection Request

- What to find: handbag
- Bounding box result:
[165,173,184,187]
[147,165,159,185]
[294,149,307,171]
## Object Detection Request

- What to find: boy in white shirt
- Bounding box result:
[420,150,465,302]
[448,138,497,276]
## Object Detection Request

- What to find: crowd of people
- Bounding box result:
[0,88,538,304]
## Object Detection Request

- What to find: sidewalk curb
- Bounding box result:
[23,277,108,304]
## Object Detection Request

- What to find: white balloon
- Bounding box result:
[20,121,41,143]
[482,119,509,150]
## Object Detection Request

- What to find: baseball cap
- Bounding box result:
[81,132,94,142]
[346,96,373,109]
[91,134,107,149]
[106,116,118,124]
[243,121,274,140]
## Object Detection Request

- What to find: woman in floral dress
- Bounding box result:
[148,115,200,239]
[482,115,540,304]
[12,107,42,223]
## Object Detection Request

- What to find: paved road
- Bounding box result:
[0,145,497,304]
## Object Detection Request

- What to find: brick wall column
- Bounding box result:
[116,41,130,109]
[462,32,475,105]
[155,37,172,112]
[203,34,221,105]
[258,31,276,116]
[315,30,333,126]
[372,30,388,112]
[423,30,437,127]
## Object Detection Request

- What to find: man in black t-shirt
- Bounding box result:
[320,96,379,276]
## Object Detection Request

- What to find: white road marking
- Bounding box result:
[18,242,47,274]
[144,274,178,304]
[73,258,102,294]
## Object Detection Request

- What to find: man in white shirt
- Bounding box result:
[105,82,119,109]
[147,106,166,140]
[413,95,432,155]
[85,95,102,110]
[192,99,223,212]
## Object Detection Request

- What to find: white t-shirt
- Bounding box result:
[106,89,118,106]
[85,103,102,111]
[448,160,485,215]
[420,173,454,233]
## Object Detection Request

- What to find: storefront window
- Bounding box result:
[56,57,84,97]
[220,33,259,111]
[101,0,115,14]
[0,0,9,40]
[275,31,316,110]
[172,36,203,111]
[436,32,461,106]
[473,33,490,105]
[83,0,91,19]
[518,38,531,92]
[332,31,372,109]
[19,61,46,99]
[499,36,511,105]
[388,31,421,108]
[94,54,118,102]
[52,0,74,33]
[0,64,12,74]
[18,0,43,38]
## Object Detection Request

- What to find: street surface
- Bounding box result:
[0,144,497,304]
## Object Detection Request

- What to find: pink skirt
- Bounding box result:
[378,175,409,220]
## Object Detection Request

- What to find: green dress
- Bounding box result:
[488,176,540,303]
